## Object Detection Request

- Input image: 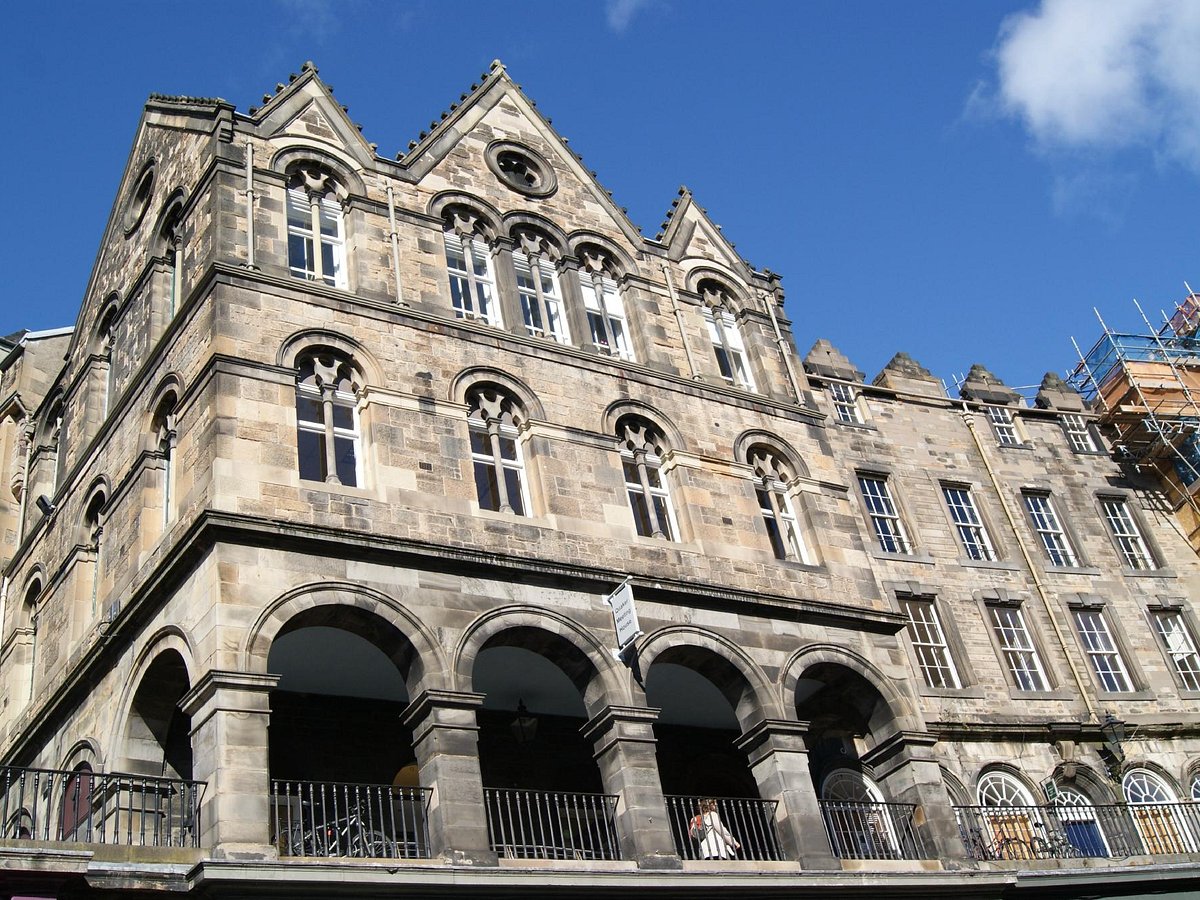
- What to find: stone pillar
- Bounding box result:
[490,238,526,338]
[864,731,967,863]
[737,719,837,868]
[180,670,279,858]
[401,689,496,866]
[581,705,680,869]
[557,258,592,350]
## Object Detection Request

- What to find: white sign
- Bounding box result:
[605,579,642,652]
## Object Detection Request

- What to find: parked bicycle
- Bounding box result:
[284,802,399,858]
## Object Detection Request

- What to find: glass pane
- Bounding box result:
[628,490,652,536]
[334,435,357,487]
[319,201,339,236]
[286,190,309,228]
[288,234,313,274]
[296,394,323,425]
[622,460,640,484]
[645,465,662,489]
[474,461,499,511]
[610,319,629,357]
[445,242,467,272]
[321,242,338,284]
[589,312,609,349]
[714,347,734,381]
[499,435,518,461]
[521,294,542,333]
[764,516,786,559]
[652,495,674,540]
[471,243,489,277]
[469,430,490,455]
[756,488,774,515]
[331,402,354,430]
[450,275,470,313]
[297,430,326,482]
[475,282,493,320]
[504,468,525,516]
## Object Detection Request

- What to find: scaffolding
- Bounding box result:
[1068,293,1200,525]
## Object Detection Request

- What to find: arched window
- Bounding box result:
[295,351,362,486]
[579,249,632,360]
[152,393,179,527]
[512,230,568,343]
[82,489,106,613]
[977,771,1036,807]
[699,281,754,390]
[1122,769,1191,854]
[821,769,900,859]
[748,445,811,563]
[976,770,1039,850]
[466,386,528,515]
[287,165,346,288]
[60,762,94,841]
[1191,774,1200,803]
[443,210,499,325]
[19,578,41,632]
[96,306,118,416]
[1054,785,1110,857]
[159,204,185,316]
[617,417,677,540]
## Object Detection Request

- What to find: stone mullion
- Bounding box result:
[591,271,618,353]
[491,238,523,334]
[528,254,550,339]
[558,258,590,347]
[307,194,324,283]
[634,449,664,539]
[319,386,339,484]
[763,481,795,560]
[486,420,513,513]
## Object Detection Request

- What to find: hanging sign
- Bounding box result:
[604,577,642,657]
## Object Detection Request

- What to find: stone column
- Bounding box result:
[180,670,279,858]
[581,705,680,869]
[863,730,967,863]
[557,258,592,349]
[737,719,837,868]
[401,689,496,866]
[490,238,526,338]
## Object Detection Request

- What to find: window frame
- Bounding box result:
[579,268,634,361]
[295,355,363,488]
[987,603,1051,692]
[1061,413,1099,453]
[444,229,501,326]
[984,405,1021,447]
[466,389,530,516]
[941,484,997,562]
[512,248,569,344]
[1098,496,1158,571]
[1151,607,1200,692]
[900,596,962,690]
[1022,492,1080,568]
[622,445,678,540]
[702,305,755,391]
[287,186,346,289]
[828,380,864,424]
[856,473,912,555]
[1071,607,1134,693]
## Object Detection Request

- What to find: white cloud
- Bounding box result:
[606,0,652,33]
[994,0,1200,169]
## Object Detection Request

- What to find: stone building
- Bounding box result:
[1,60,1199,898]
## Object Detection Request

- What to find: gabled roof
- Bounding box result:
[656,186,757,280]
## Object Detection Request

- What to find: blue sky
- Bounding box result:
[4,0,1199,394]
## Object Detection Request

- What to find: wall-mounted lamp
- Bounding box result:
[510,698,538,747]
[35,494,56,517]
[1099,712,1127,779]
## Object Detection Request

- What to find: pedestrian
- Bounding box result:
[690,798,741,859]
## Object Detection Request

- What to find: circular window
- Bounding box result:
[123,161,156,236]
[485,141,556,198]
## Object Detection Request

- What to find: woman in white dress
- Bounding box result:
[691,798,741,859]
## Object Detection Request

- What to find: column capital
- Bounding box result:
[735,718,811,761]
[180,670,279,721]
[860,730,938,773]
[401,689,486,727]
[581,705,661,756]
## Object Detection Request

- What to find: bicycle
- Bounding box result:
[1026,821,1082,859]
[285,803,399,858]
[964,826,1034,861]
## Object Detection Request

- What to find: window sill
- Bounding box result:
[916,685,987,700]
[1004,688,1078,701]
[870,550,935,566]
[773,558,827,574]
[959,558,1021,572]
[299,478,375,499]
[1122,567,1175,579]
[1094,689,1157,702]
[1175,688,1200,701]
[1069,449,1108,456]
[833,420,876,432]
[995,442,1034,451]
[1043,565,1101,576]
[471,506,553,529]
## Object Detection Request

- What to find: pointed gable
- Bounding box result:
[659,187,756,284]
[253,61,377,168]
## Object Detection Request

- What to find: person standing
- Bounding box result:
[690,798,741,859]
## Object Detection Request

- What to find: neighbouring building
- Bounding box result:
[1,60,1199,899]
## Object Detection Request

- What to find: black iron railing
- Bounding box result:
[820,800,928,860]
[955,802,1200,860]
[484,788,621,860]
[271,780,432,859]
[1,765,203,848]
[665,795,783,861]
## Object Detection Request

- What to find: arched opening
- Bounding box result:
[472,627,618,859]
[59,762,95,840]
[124,650,192,780]
[644,648,782,860]
[266,606,425,858]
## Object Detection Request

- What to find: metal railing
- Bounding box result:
[271,780,432,859]
[484,788,621,860]
[956,803,1200,860]
[1,765,203,848]
[820,800,928,860]
[665,795,783,861]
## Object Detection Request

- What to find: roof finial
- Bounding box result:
[301,60,318,73]
[490,58,505,71]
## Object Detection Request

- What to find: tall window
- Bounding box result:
[1023,493,1078,567]
[513,233,568,343]
[1122,770,1188,855]
[1100,498,1157,570]
[160,205,185,316]
[1062,414,1098,452]
[985,406,1020,446]
[59,763,95,841]
[699,284,754,390]
[444,213,499,325]
[748,447,810,563]
[857,474,911,554]
[152,395,179,528]
[619,417,676,540]
[295,352,361,487]
[579,251,633,360]
[286,168,346,288]
[989,605,1049,691]
[829,381,863,424]
[1073,609,1133,692]
[1153,610,1200,691]
[82,491,106,615]
[97,309,118,417]
[901,597,961,689]
[467,387,527,515]
[942,485,996,561]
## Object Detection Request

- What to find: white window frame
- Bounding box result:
[468,416,528,515]
[1152,610,1200,692]
[1100,498,1157,570]
[857,474,911,554]
[444,231,501,326]
[756,477,810,563]
[287,186,346,288]
[295,367,362,488]
[513,249,569,343]
[703,306,755,390]
[1072,608,1133,692]
[580,270,633,361]
[1062,414,1098,453]
[942,485,997,561]
[985,405,1020,446]
[829,381,864,424]
[901,597,961,689]
[622,447,677,540]
[1023,493,1078,567]
[989,605,1050,691]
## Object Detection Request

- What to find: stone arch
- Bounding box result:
[152,188,188,255]
[780,643,919,735]
[244,582,449,699]
[974,764,1041,805]
[270,145,365,197]
[144,372,186,419]
[1119,760,1183,798]
[636,625,783,729]
[428,192,503,242]
[1053,761,1118,804]
[733,429,810,481]
[602,400,686,453]
[939,767,970,806]
[36,391,65,445]
[114,639,194,779]
[682,261,750,298]
[78,477,110,542]
[276,328,381,385]
[454,605,629,718]
[90,294,121,355]
[502,211,569,252]
[566,231,639,280]
[58,738,103,774]
[449,367,545,420]
[109,626,196,762]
